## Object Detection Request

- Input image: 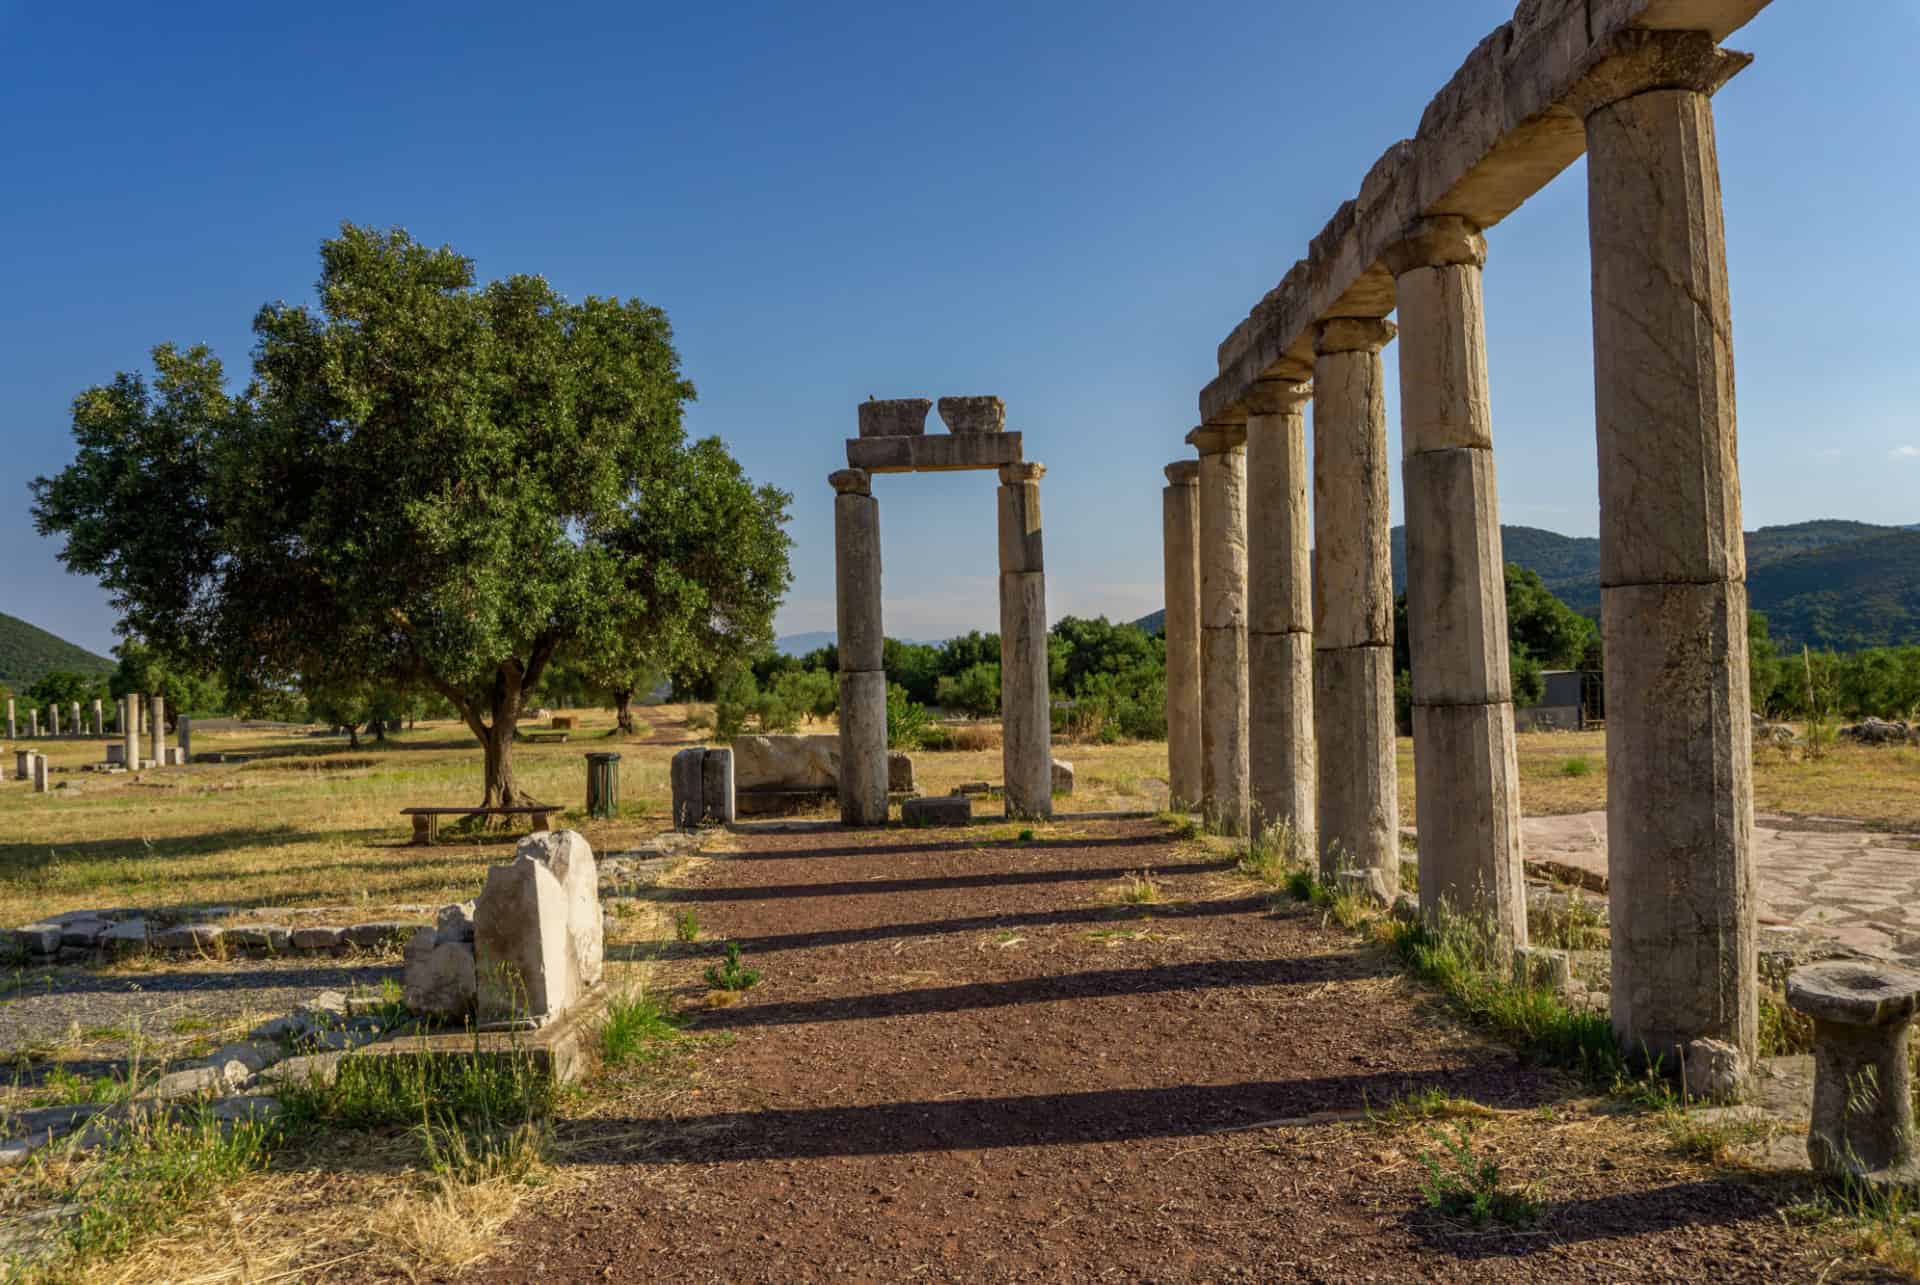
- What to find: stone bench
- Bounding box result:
[1787,959,1920,1179]
[399,805,555,846]
[520,731,570,744]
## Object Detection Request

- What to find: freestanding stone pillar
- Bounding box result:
[1576,31,1755,1062]
[124,694,140,770]
[48,706,60,737]
[832,467,888,826]
[1311,318,1399,892]
[1161,461,1202,810]
[1185,423,1249,836]
[1386,217,1525,949]
[69,702,80,738]
[32,754,48,793]
[997,462,1052,820]
[5,698,14,740]
[1245,379,1316,848]
[92,700,104,737]
[30,709,40,738]
[179,715,193,763]
[149,694,165,767]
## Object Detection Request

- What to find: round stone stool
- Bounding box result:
[1786,960,1920,1178]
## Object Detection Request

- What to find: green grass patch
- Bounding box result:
[1417,1123,1541,1228]
[1366,1085,1494,1129]
[674,909,700,942]
[280,1046,554,1132]
[598,989,684,1068]
[1559,755,1594,778]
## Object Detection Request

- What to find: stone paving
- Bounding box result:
[1522,811,1920,965]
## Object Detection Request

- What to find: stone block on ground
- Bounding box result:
[902,796,971,827]
[436,901,477,943]
[152,923,224,952]
[1051,758,1075,795]
[290,925,345,951]
[405,935,478,1020]
[14,924,62,955]
[224,924,291,952]
[475,830,602,1027]
[670,746,706,829]
[101,918,147,954]
[888,752,916,793]
[732,734,840,791]
[1333,868,1395,906]
[701,747,735,824]
[58,918,111,948]
[1684,1037,1751,1104]
[1513,946,1573,992]
[345,920,427,950]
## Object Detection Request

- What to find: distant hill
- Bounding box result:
[0,612,114,689]
[1136,519,1920,651]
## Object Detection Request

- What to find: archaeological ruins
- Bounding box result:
[1160,0,1772,1065]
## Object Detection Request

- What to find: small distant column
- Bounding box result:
[149,694,166,766]
[5,698,14,740]
[92,700,104,737]
[123,694,140,770]
[32,753,48,794]
[1387,216,1525,950]
[1186,421,1250,837]
[1161,461,1203,810]
[70,702,81,738]
[1245,378,1317,848]
[1312,317,1400,893]
[179,715,193,763]
[997,462,1052,820]
[832,468,888,826]
[1576,30,1756,1062]
[48,705,59,737]
[30,709,41,738]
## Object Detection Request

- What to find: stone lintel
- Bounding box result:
[1197,0,1764,426]
[1164,460,1200,487]
[846,431,1024,474]
[828,468,870,495]
[1185,424,1246,455]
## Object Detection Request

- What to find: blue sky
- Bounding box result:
[2,1,1914,658]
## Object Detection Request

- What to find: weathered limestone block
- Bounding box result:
[996,462,1045,575]
[888,752,915,793]
[1050,758,1074,796]
[837,670,889,826]
[1191,433,1248,633]
[1162,461,1202,810]
[149,695,165,767]
[670,747,706,830]
[1248,629,1314,844]
[733,735,841,790]
[1245,382,1312,636]
[224,924,291,952]
[437,901,477,942]
[1513,945,1573,992]
[101,918,147,954]
[833,480,884,672]
[1787,961,1920,1177]
[1604,578,1754,1060]
[290,926,345,951]
[31,756,47,793]
[1199,625,1249,836]
[902,796,971,827]
[13,924,60,955]
[1413,701,1525,946]
[857,398,931,437]
[846,432,1023,474]
[999,569,1052,821]
[937,396,1005,434]
[1334,867,1395,907]
[1683,1037,1751,1105]
[405,923,478,1020]
[1313,645,1399,885]
[1311,327,1396,652]
[475,830,602,1028]
[1403,447,1512,707]
[701,747,735,825]
[1387,227,1494,456]
[153,923,224,952]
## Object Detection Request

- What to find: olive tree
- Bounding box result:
[33,224,791,805]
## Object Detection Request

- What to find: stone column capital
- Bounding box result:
[829,468,871,495]
[1383,216,1486,276]
[1164,460,1200,487]
[1315,317,1397,356]
[1245,380,1313,416]
[999,461,1045,485]
[1185,423,1247,455]
[1565,29,1751,120]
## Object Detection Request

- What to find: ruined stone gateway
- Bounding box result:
[1164,0,1771,1066]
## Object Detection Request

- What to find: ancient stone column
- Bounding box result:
[30,709,40,738]
[32,753,48,793]
[48,705,59,737]
[1245,379,1316,849]
[832,467,888,826]
[1386,217,1525,949]
[1185,423,1249,836]
[5,698,14,740]
[150,694,165,767]
[1576,31,1755,1062]
[998,462,1052,820]
[124,694,140,770]
[1312,318,1399,893]
[179,715,193,763]
[1161,461,1202,811]
[69,702,80,739]
[92,700,103,737]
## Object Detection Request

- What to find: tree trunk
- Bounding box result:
[372,719,387,743]
[346,723,360,749]
[481,670,525,809]
[615,688,635,735]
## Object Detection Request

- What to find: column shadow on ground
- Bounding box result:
[714,832,1176,862]
[645,858,1236,903]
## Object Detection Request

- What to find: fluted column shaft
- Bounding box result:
[1161,462,1202,810]
[1386,217,1525,950]
[1186,424,1249,837]
[998,462,1052,820]
[1311,318,1399,890]
[1577,31,1755,1062]
[1245,379,1316,849]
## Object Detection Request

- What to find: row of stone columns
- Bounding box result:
[1168,30,1755,1061]
[6,696,137,740]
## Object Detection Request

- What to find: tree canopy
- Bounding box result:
[33,224,792,802]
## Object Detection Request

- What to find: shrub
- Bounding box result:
[886,683,932,749]
[1417,1123,1540,1227]
[935,662,1001,718]
[703,942,761,992]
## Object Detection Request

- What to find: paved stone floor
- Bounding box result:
[1522,811,1920,964]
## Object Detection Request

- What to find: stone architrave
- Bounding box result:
[1244,378,1316,848]
[997,461,1051,820]
[1186,423,1249,837]
[149,694,165,767]
[1386,216,1525,950]
[832,465,888,826]
[1311,317,1399,894]
[474,830,603,1028]
[1576,30,1756,1063]
[1161,461,1202,810]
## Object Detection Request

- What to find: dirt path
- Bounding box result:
[475,818,1848,1282]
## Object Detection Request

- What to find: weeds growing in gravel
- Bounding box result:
[1416,1123,1540,1228]
[1365,1085,1493,1128]
[599,989,683,1067]
[703,942,761,992]
[1111,870,1163,905]
[1238,819,1309,886]
[1154,810,1200,841]
[1528,888,1608,950]
[1758,990,1815,1056]
[675,909,700,943]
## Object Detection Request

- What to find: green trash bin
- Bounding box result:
[585,751,622,819]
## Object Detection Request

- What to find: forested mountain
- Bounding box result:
[0,612,114,688]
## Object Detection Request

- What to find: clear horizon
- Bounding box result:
[3,2,1914,657]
